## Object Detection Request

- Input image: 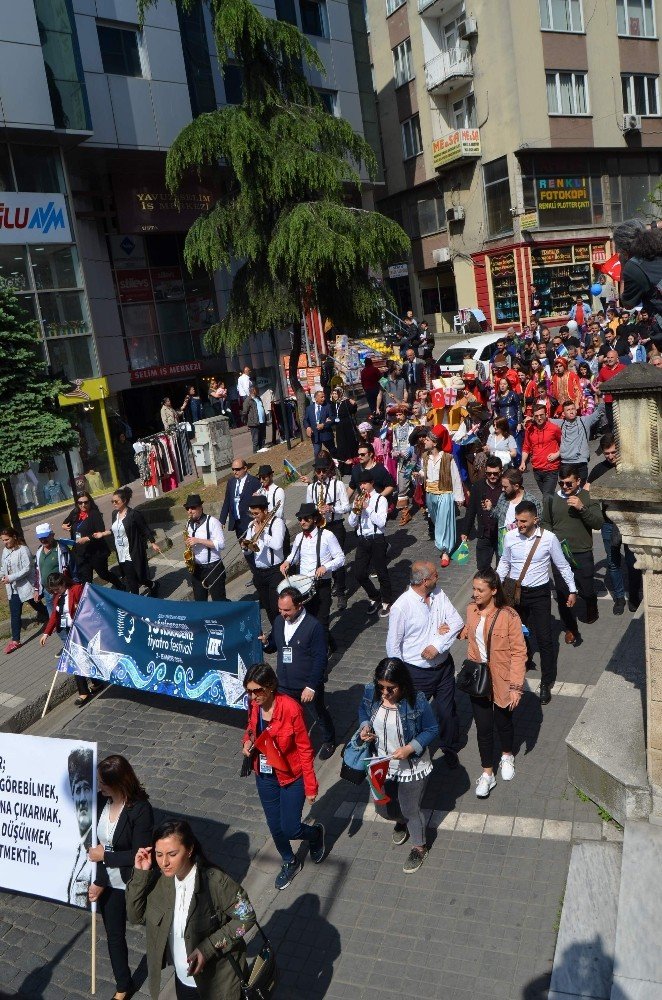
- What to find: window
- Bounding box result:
[622,74,659,116]
[546,71,589,115]
[401,114,422,159]
[299,0,329,37]
[539,0,584,31]
[483,156,512,237]
[178,3,217,115]
[393,39,413,87]
[608,154,662,222]
[417,197,446,236]
[386,0,406,16]
[316,89,337,114]
[11,144,64,193]
[223,65,243,105]
[452,94,476,129]
[617,0,656,37]
[34,0,91,130]
[97,24,143,77]
[275,0,298,22]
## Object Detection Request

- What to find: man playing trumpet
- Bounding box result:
[304,457,350,610]
[244,495,285,624]
[348,470,392,619]
[184,493,227,602]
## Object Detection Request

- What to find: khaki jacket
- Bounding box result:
[463,603,527,707]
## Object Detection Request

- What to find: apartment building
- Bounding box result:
[3,0,375,520]
[368,0,662,332]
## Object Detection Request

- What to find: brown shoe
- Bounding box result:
[564,630,576,645]
[399,508,412,526]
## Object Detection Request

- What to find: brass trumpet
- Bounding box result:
[314,484,327,528]
[352,491,367,516]
[241,500,282,552]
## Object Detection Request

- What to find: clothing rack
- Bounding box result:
[132,426,193,498]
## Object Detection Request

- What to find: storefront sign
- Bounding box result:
[432,128,481,169]
[59,377,110,407]
[573,245,590,262]
[114,179,214,233]
[535,177,592,226]
[130,361,203,384]
[0,193,71,244]
[532,246,574,266]
[152,267,185,301]
[282,354,321,397]
[116,269,152,304]
[592,246,607,264]
[388,263,409,278]
[520,211,538,231]
[490,253,516,277]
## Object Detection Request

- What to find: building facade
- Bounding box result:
[368,0,662,333]
[3,0,375,518]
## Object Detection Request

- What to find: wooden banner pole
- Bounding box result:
[41,672,58,720]
[91,907,97,994]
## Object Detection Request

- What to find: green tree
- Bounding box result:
[140,0,409,417]
[0,282,77,523]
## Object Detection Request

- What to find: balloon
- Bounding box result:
[590,283,603,296]
[567,320,578,333]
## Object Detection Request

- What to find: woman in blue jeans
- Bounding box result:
[357,657,439,874]
[242,664,325,891]
[1,527,47,654]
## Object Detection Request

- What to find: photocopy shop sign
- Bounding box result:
[535,177,592,227]
[0,192,71,244]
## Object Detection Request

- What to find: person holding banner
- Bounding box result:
[87,754,153,1000]
[94,487,161,596]
[242,664,325,891]
[126,818,256,999]
[40,572,103,705]
[357,657,437,873]
[184,494,227,603]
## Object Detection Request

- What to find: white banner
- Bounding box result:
[0,192,72,244]
[0,734,97,908]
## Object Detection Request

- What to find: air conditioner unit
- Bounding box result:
[458,16,478,39]
[623,113,642,132]
[446,205,466,222]
[432,247,451,265]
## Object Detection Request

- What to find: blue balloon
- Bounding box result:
[590,283,603,296]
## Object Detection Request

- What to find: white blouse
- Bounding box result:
[372,705,432,783]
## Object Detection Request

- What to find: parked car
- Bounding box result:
[436,333,505,381]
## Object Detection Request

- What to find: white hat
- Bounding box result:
[35,522,53,538]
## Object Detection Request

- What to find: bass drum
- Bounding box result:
[277,573,317,604]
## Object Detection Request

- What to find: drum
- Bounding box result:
[277,573,317,604]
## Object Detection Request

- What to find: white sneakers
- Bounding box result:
[499,754,516,781]
[475,772,496,798]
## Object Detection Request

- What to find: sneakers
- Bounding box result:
[378,604,391,619]
[613,597,626,616]
[403,847,428,873]
[275,859,302,890]
[367,600,380,615]
[4,640,21,655]
[392,823,409,846]
[317,742,335,761]
[499,754,515,781]
[475,772,496,798]
[336,595,347,611]
[309,823,326,864]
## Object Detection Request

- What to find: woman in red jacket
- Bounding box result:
[40,572,101,706]
[242,663,325,891]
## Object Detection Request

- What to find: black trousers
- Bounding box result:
[191,561,226,602]
[470,696,514,769]
[308,578,332,634]
[279,684,336,744]
[98,886,132,992]
[405,659,457,753]
[325,520,347,595]
[175,979,198,998]
[353,535,391,604]
[112,560,150,595]
[250,423,266,452]
[77,554,123,589]
[516,583,557,687]
[552,549,596,632]
[533,469,558,498]
[252,565,281,623]
[476,536,498,572]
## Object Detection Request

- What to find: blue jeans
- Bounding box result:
[8,594,44,642]
[256,773,318,864]
[43,590,54,617]
[601,523,625,599]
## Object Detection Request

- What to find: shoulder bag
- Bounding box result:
[502,533,542,607]
[456,610,501,699]
[340,727,374,785]
[226,918,277,1000]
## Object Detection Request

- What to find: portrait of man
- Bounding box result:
[66,747,94,908]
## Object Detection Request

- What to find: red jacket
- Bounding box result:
[522,421,561,471]
[244,693,318,797]
[595,363,626,403]
[44,583,84,636]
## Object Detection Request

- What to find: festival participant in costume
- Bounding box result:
[550,356,582,415]
[419,426,464,566]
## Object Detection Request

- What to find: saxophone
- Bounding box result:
[315,483,327,528]
[184,525,195,573]
[241,500,282,552]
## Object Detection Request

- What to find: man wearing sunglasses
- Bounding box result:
[219,460,261,547]
[460,456,503,570]
[541,464,604,645]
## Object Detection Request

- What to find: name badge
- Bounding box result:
[282,646,293,664]
[335,417,340,423]
[259,754,273,774]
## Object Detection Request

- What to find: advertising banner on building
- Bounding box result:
[58,585,261,709]
[535,177,592,227]
[0,193,71,244]
[0,734,97,909]
[432,129,481,169]
[114,179,214,233]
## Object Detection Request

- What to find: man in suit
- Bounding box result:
[402,348,425,404]
[220,460,261,555]
[303,389,335,457]
[262,586,336,759]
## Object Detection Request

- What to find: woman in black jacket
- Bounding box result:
[94,486,161,595]
[62,493,122,588]
[88,754,154,1000]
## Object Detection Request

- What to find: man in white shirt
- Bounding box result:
[245,495,285,624]
[348,470,392,619]
[184,494,226,602]
[281,502,344,649]
[497,498,576,705]
[256,464,286,520]
[237,365,252,419]
[386,560,464,766]
[305,456,350,609]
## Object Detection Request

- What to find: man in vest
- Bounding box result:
[185,494,227,602]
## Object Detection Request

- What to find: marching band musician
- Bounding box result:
[281,502,345,650]
[305,457,350,610]
[348,470,392,619]
[244,495,285,624]
[256,464,286,520]
[184,493,227,602]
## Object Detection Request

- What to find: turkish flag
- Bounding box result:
[600,253,621,281]
[431,387,446,409]
[366,757,391,804]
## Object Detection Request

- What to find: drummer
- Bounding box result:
[245,496,285,624]
[305,457,350,610]
[280,502,345,651]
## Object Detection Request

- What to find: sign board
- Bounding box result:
[388,263,409,279]
[0,734,97,908]
[129,361,203,383]
[535,177,592,227]
[592,246,607,264]
[532,246,574,266]
[520,211,538,231]
[0,193,71,244]
[116,269,152,304]
[432,129,481,169]
[490,253,516,277]
[114,179,214,233]
[282,354,321,396]
[58,377,110,407]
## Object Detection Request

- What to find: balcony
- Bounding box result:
[424,42,473,95]
[417,0,454,16]
[432,127,481,170]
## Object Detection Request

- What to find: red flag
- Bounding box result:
[600,253,621,282]
[431,387,446,409]
[366,757,391,804]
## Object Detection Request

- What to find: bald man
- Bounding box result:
[386,561,464,767]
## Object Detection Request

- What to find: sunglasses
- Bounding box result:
[559,479,576,488]
[77,500,90,505]
[232,467,245,472]
[185,505,202,511]
[246,686,266,697]
[377,683,398,693]
[486,470,501,476]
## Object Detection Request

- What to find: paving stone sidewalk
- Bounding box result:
[0,465,634,1000]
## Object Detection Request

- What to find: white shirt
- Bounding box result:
[246,516,285,568]
[257,483,285,519]
[233,474,249,518]
[504,500,518,531]
[112,517,131,564]
[373,704,433,781]
[97,802,125,890]
[497,526,576,592]
[386,585,464,669]
[237,373,252,398]
[188,514,225,565]
[475,615,487,662]
[347,491,387,536]
[170,864,198,986]
[288,527,344,580]
[283,608,307,644]
[424,452,465,502]
[306,478,350,523]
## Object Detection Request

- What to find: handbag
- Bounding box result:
[456,610,501,698]
[502,533,542,607]
[227,919,277,999]
[340,729,373,785]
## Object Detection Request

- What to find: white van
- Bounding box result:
[436,333,507,380]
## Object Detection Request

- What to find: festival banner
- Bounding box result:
[0,734,97,909]
[58,585,262,710]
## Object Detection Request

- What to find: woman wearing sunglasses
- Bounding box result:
[357,657,438,873]
[94,487,161,595]
[62,493,121,588]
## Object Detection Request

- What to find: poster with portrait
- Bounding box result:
[0,735,97,909]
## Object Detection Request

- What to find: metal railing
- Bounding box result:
[424,43,473,92]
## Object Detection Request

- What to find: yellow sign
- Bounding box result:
[58,377,110,407]
[520,212,538,231]
[432,128,481,169]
